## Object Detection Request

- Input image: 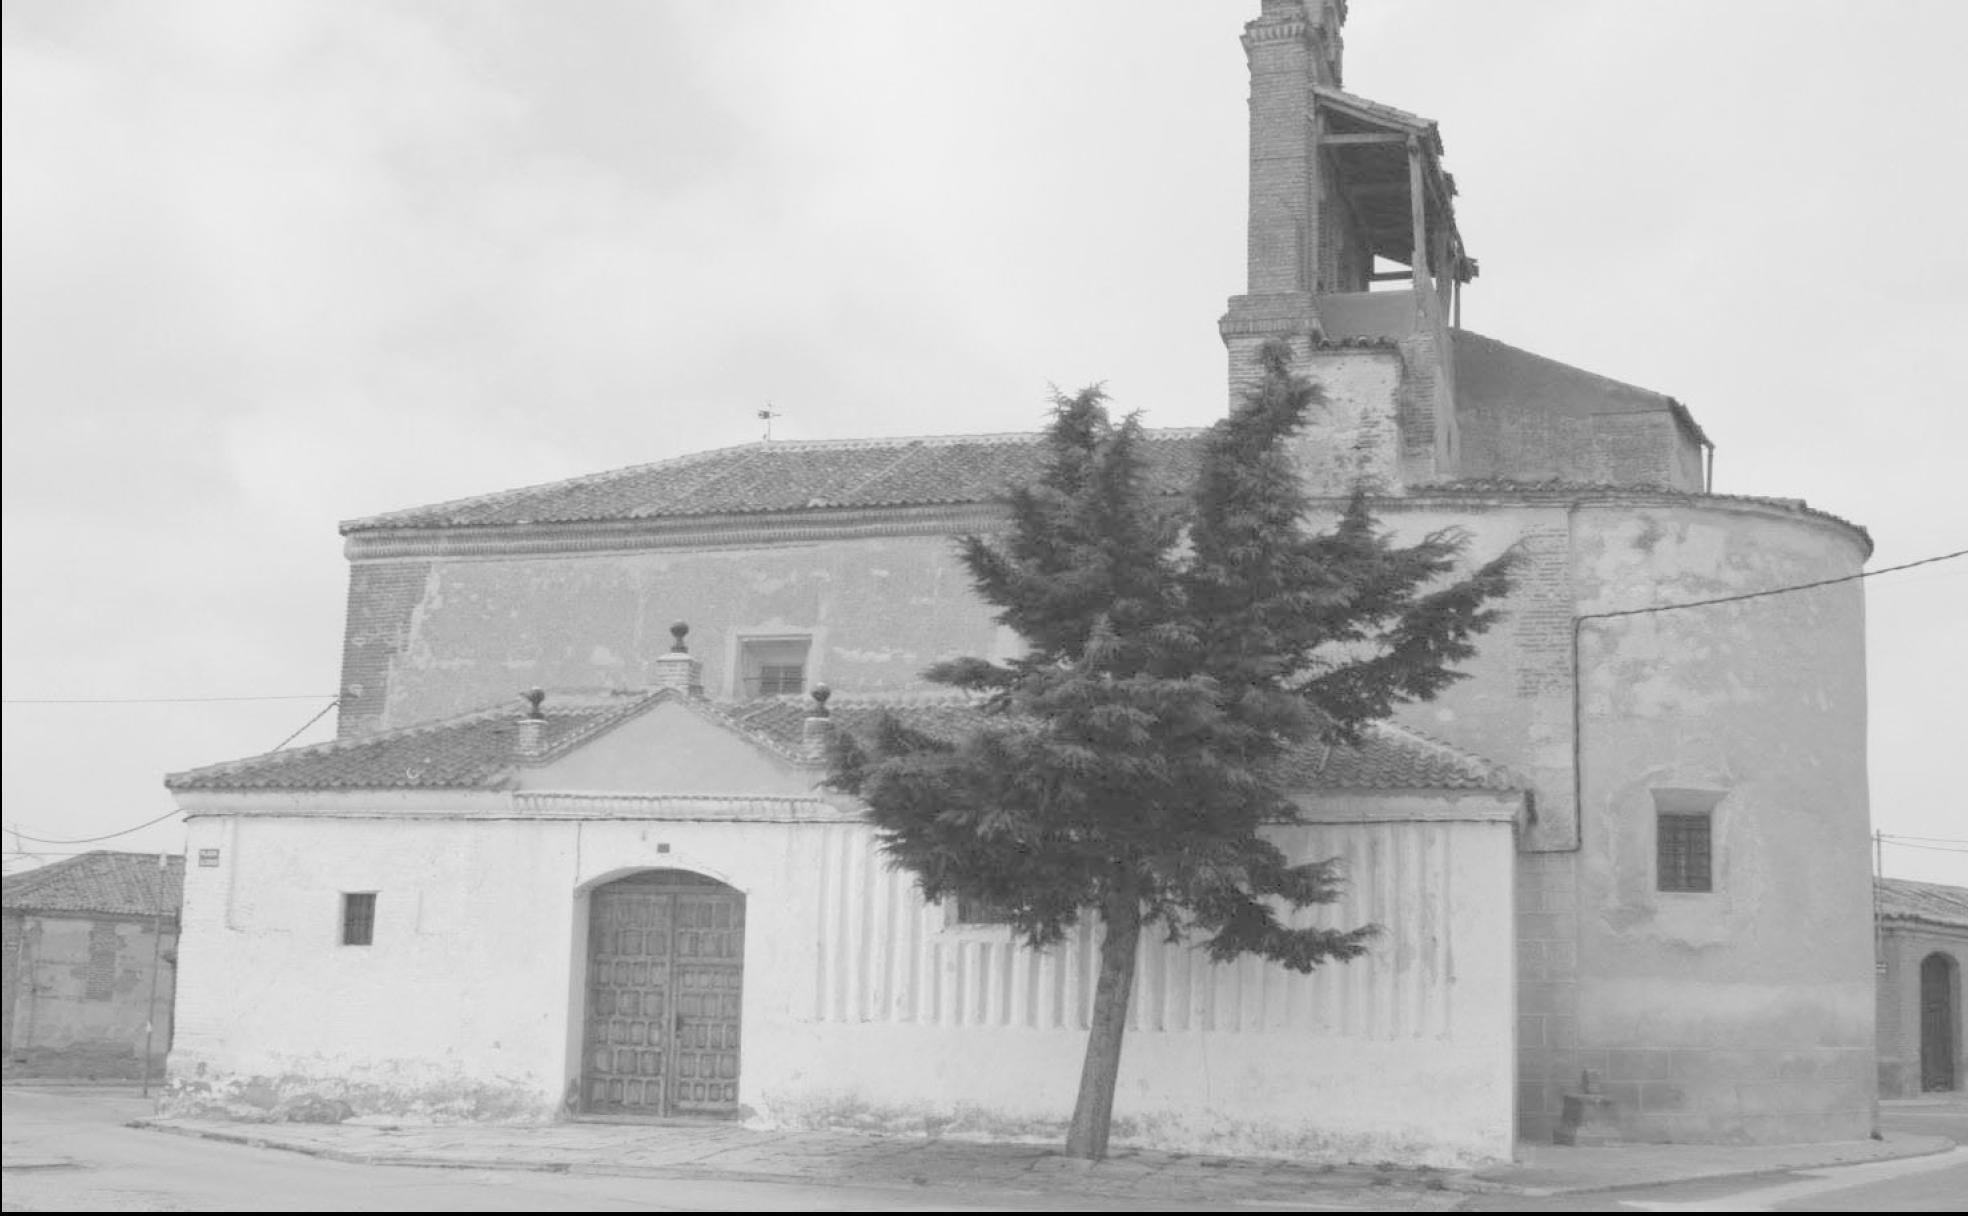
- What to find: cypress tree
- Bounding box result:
[826,339,1517,1159]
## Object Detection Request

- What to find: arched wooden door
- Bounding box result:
[1921,951,1958,1092]
[581,870,745,1117]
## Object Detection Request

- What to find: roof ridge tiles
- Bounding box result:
[342,427,1216,533]
[164,690,663,791]
[164,703,511,786]
[340,441,771,534]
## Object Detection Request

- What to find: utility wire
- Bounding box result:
[2,694,338,705]
[271,698,340,751]
[1878,832,1968,846]
[1579,548,1966,625]
[1,697,340,854]
[4,809,183,846]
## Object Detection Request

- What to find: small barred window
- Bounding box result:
[342,892,377,946]
[738,637,811,697]
[756,663,805,696]
[1656,813,1713,893]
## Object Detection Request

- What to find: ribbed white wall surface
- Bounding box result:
[804,821,1462,1040]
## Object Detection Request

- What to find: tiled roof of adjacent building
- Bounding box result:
[342,431,1210,533]
[1876,877,1968,930]
[165,693,662,792]
[166,687,1521,797]
[1269,722,1521,792]
[3,851,184,920]
[716,694,1522,792]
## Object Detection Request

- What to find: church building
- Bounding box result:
[163,1,1876,1163]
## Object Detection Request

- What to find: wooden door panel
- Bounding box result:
[582,880,744,1116]
[671,893,744,1114]
[584,890,674,1114]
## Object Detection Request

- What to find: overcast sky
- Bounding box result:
[3,0,1963,884]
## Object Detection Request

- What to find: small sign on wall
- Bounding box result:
[198,848,221,867]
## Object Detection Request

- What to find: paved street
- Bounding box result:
[4,1085,1962,1212]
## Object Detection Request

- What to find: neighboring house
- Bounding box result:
[161,1,1875,1161]
[1875,878,1967,1097]
[3,851,183,1079]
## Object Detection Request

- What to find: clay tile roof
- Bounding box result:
[4,851,185,920]
[712,693,994,763]
[342,430,1211,533]
[1269,721,1522,792]
[731,694,1519,793]
[1876,878,1968,930]
[165,693,662,792]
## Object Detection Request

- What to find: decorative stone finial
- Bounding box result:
[653,623,705,697]
[801,686,835,762]
[515,689,548,760]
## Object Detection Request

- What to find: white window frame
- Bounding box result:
[724,628,824,699]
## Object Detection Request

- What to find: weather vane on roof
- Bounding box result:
[758,404,780,441]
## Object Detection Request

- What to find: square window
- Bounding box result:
[342,892,377,946]
[953,893,1013,926]
[738,637,810,697]
[1656,813,1712,893]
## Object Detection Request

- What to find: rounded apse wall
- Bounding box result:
[1570,501,1873,1142]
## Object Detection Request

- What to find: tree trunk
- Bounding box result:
[1063,883,1143,1159]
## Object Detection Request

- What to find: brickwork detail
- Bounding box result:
[85,920,119,1001]
[1509,525,1574,697]
[1514,852,1580,1143]
[337,560,434,737]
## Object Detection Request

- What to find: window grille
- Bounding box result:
[954,894,1014,926]
[1656,813,1713,893]
[738,636,812,697]
[756,664,805,696]
[342,892,377,946]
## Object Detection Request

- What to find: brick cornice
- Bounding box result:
[340,481,1870,564]
[343,502,1014,562]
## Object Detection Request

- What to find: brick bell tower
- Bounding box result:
[1220,0,1475,494]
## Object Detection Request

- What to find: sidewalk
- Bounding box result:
[129,1109,1957,1210]
[1455,1132,1951,1198]
[132,1115,1464,1210]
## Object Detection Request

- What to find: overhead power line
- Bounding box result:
[5,809,183,846]
[271,698,341,751]
[1579,548,1966,626]
[1,697,341,854]
[1880,840,1968,855]
[2,694,338,705]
